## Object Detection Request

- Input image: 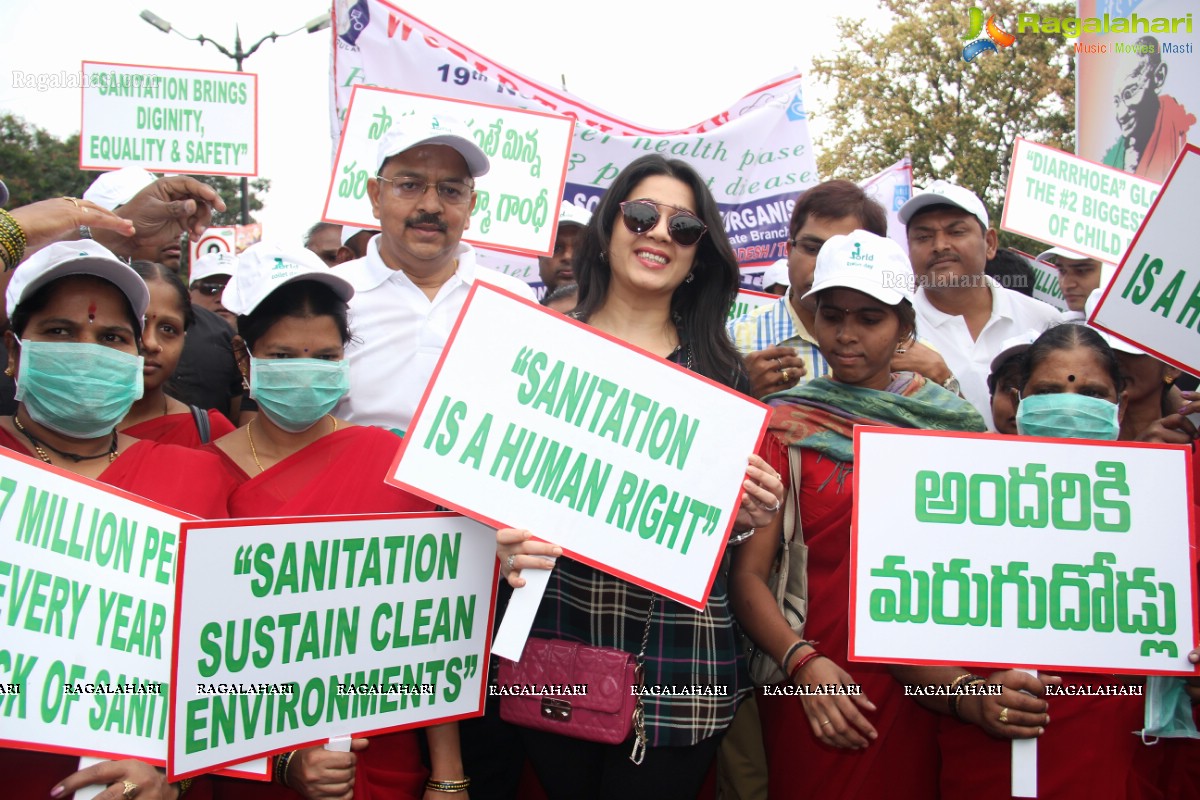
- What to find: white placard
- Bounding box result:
[168,513,497,781]
[80,61,256,177]
[727,287,780,322]
[388,283,770,609]
[1090,145,1200,377]
[324,86,574,258]
[850,428,1197,675]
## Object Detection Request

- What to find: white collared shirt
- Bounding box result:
[332,237,535,434]
[914,277,1061,430]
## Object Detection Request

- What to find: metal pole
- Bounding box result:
[235,34,249,225]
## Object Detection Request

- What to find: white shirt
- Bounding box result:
[914,277,1061,430]
[332,238,535,434]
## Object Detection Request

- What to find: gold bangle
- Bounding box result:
[426,776,471,793]
[0,209,26,270]
[175,777,195,797]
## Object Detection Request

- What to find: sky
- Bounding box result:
[1,0,884,246]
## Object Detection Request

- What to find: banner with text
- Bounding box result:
[850,428,1197,675]
[860,157,913,253]
[330,1,819,268]
[80,61,256,177]
[727,287,780,322]
[387,283,770,609]
[1001,137,1160,264]
[169,512,498,780]
[324,86,574,257]
[1011,249,1069,312]
[1090,144,1200,376]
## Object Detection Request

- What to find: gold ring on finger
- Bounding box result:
[62,196,80,209]
[123,781,139,800]
[820,719,831,726]
[999,706,1009,724]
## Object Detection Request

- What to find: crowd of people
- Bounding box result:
[0,107,1197,800]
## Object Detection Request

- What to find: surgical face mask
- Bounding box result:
[249,356,350,433]
[1015,392,1120,441]
[13,340,144,439]
[1140,675,1200,743]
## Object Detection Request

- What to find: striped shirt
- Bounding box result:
[726,296,830,383]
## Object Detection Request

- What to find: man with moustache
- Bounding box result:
[899,181,1059,429]
[333,113,534,436]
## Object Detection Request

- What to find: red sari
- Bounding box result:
[0,428,234,800]
[124,409,236,448]
[208,425,434,800]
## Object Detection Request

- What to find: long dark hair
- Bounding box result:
[571,155,742,386]
[237,280,352,351]
[1019,324,1124,395]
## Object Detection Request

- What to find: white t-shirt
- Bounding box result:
[332,238,536,434]
[914,277,1061,430]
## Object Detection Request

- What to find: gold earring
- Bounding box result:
[1164,376,1176,385]
[3,367,11,377]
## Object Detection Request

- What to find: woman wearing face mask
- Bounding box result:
[204,244,462,800]
[895,324,1160,800]
[730,231,986,799]
[0,241,236,800]
[118,261,236,446]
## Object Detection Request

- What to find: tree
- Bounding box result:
[0,114,92,206]
[811,0,1075,249]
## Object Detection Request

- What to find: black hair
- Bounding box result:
[985,249,1034,297]
[571,154,743,385]
[788,180,887,240]
[237,280,352,352]
[132,260,195,330]
[303,221,341,247]
[10,274,142,350]
[1019,324,1124,394]
[541,282,579,308]
[987,352,1025,397]
[906,202,988,237]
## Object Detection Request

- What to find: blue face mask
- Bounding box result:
[1140,675,1200,743]
[1015,392,1120,441]
[14,340,144,439]
[249,357,350,433]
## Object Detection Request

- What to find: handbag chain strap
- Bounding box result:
[629,595,655,765]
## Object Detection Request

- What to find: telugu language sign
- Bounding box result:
[323,86,574,258]
[1001,138,1160,264]
[80,61,257,176]
[850,428,1197,675]
[1090,145,1200,377]
[168,513,498,780]
[388,283,770,609]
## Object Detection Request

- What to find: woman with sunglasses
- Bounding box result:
[495,154,784,800]
[0,241,237,800]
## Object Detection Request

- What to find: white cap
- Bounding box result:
[1085,289,1144,355]
[82,168,157,210]
[1036,246,1090,263]
[376,113,490,177]
[339,225,378,247]
[222,243,355,316]
[898,180,989,231]
[190,252,238,284]
[761,259,791,289]
[557,203,592,229]
[6,240,149,327]
[804,230,914,305]
[989,330,1041,374]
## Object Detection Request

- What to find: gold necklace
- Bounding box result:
[246,414,338,473]
[12,414,119,464]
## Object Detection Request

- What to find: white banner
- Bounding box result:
[850,428,1197,675]
[169,513,497,780]
[80,61,256,177]
[1090,144,1200,376]
[388,283,770,609]
[860,157,913,253]
[728,287,780,322]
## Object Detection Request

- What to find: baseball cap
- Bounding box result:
[191,252,238,284]
[898,180,989,231]
[1036,246,1090,263]
[83,168,157,211]
[989,330,1041,374]
[804,230,914,305]
[1085,289,1144,355]
[222,243,354,316]
[6,240,150,327]
[556,203,592,230]
[339,225,378,247]
[761,259,790,289]
[375,113,490,177]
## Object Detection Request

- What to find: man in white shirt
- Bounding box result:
[333,113,535,435]
[899,181,1060,429]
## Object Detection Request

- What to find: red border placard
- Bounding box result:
[322,84,574,259]
[167,511,499,781]
[79,60,259,178]
[386,281,771,610]
[847,426,1198,676]
[1087,144,1200,377]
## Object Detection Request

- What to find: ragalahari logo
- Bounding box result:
[962,8,1017,62]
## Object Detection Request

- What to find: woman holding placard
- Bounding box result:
[495,154,784,799]
[730,230,987,798]
[0,242,239,800]
[203,244,464,800]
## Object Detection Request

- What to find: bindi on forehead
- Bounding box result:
[1068,374,1076,382]
[87,301,96,323]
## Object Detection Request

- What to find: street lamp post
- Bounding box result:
[139,9,331,225]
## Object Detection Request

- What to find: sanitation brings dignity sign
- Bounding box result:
[169,512,498,780]
[850,428,1197,675]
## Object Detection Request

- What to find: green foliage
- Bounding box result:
[0,114,92,206]
[811,0,1075,249]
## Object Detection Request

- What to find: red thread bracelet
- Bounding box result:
[788,648,824,683]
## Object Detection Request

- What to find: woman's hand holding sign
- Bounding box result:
[497,528,561,589]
